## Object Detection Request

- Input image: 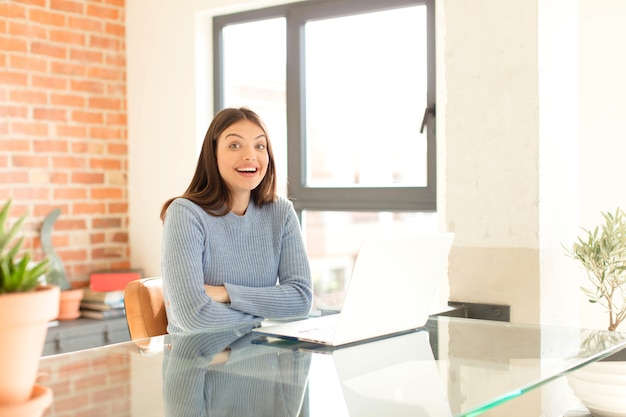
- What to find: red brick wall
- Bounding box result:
[0,0,130,283]
[39,349,131,417]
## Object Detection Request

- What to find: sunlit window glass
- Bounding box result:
[304,6,427,188]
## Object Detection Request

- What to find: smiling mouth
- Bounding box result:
[236,167,258,173]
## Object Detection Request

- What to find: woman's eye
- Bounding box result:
[228,143,240,149]
[256,143,266,150]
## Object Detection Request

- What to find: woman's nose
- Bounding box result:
[242,145,256,160]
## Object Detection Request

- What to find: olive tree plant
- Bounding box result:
[566,208,626,331]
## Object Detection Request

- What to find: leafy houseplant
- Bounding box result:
[0,200,50,294]
[0,198,59,411]
[566,208,626,332]
[40,208,71,291]
[41,207,84,320]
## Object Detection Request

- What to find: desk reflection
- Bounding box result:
[162,328,311,417]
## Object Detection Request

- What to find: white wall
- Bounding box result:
[578,0,626,329]
[444,0,544,327]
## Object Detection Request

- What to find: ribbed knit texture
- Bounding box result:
[161,197,313,333]
[162,330,311,417]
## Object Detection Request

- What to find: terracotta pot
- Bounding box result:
[0,285,60,406]
[57,288,84,320]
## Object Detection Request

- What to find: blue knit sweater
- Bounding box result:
[161,196,313,333]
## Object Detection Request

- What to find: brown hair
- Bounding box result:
[160,107,277,221]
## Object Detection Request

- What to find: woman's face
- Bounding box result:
[216,119,269,197]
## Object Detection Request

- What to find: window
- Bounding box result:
[214,0,436,309]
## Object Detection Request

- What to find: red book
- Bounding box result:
[89,270,143,292]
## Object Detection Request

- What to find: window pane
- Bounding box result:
[304,6,428,188]
[222,18,288,196]
[302,210,438,310]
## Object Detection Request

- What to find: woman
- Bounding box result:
[160,107,312,333]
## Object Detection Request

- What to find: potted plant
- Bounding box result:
[565,207,626,417]
[566,208,626,332]
[40,208,84,320]
[0,199,59,415]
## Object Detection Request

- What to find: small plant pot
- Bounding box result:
[567,356,626,417]
[57,288,84,321]
[0,285,60,405]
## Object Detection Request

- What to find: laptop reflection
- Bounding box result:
[257,330,453,417]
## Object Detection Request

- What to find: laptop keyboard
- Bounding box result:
[295,315,340,342]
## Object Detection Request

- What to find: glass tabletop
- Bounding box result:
[37,316,626,417]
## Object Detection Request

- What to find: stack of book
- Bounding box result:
[79,269,143,320]
[80,289,126,320]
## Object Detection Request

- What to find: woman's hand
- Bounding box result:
[204,285,231,304]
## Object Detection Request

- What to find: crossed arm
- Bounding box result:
[204,285,230,304]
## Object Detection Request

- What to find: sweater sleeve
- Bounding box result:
[162,200,261,333]
[225,200,313,320]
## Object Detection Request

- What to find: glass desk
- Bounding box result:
[37,316,626,417]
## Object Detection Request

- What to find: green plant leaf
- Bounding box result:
[0,199,50,293]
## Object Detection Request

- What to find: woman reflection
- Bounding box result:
[162,326,311,417]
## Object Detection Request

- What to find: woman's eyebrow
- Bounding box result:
[224,133,266,140]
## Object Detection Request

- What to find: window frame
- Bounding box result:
[213,0,436,213]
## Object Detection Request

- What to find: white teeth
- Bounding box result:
[237,167,256,172]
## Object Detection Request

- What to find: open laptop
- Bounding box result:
[253,233,454,346]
